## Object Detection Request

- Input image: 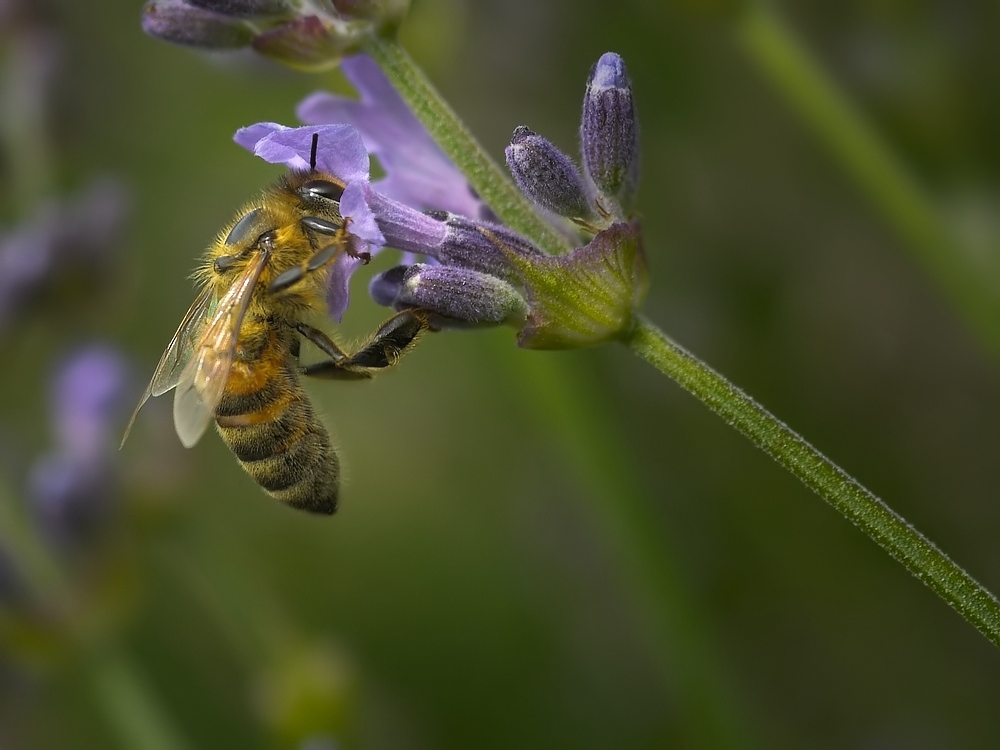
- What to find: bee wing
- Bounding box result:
[120,285,215,448]
[172,251,270,448]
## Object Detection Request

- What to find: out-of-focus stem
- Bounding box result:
[735,2,1000,353]
[0,30,58,215]
[501,350,756,747]
[358,34,573,257]
[624,314,1000,649]
[91,650,190,750]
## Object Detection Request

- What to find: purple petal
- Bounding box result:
[234,121,287,152]
[340,181,384,247]
[326,253,366,323]
[297,55,483,217]
[362,186,446,255]
[234,123,369,183]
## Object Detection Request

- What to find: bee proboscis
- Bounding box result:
[123,153,428,514]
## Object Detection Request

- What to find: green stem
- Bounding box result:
[734,2,1000,353]
[358,34,573,257]
[624,314,1000,648]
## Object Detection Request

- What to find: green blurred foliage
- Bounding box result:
[3,0,1000,748]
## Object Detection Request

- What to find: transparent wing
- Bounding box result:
[172,252,269,448]
[120,285,215,448]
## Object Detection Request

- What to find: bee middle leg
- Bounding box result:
[298,310,430,380]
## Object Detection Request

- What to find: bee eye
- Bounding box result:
[299,179,344,203]
[225,208,264,246]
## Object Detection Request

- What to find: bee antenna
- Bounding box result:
[310,133,319,172]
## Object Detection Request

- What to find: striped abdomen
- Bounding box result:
[214,346,339,514]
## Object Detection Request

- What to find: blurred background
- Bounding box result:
[3,0,1000,747]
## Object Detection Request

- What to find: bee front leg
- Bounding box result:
[298,311,430,380]
[269,223,370,295]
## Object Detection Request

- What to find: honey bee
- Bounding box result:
[123,137,428,514]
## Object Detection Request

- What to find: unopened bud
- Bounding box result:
[186,0,292,18]
[141,1,254,48]
[505,126,592,220]
[581,52,639,204]
[383,264,529,328]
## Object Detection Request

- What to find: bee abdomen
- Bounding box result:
[215,372,339,514]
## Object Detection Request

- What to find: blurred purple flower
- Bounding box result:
[29,345,130,551]
[52,345,131,464]
[0,177,129,334]
[298,54,485,218]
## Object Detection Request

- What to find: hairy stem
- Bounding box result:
[624,314,1000,647]
[359,34,573,256]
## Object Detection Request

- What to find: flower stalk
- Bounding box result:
[358,34,1000,648]
[624,315,1000,647]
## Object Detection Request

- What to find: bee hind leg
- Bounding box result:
[297,310,430,380]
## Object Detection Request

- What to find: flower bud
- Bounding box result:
[581,52,639,204]
[380,264,529,328]
[505,221,648,349]
[141,1,254,49]
[185,0,292,18]
[251,16,354,72]
[505,126,593,220]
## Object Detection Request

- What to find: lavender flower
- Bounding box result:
[141,0,409,70]
[29,345,130,552]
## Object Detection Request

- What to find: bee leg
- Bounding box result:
[269,240,370,295]
[300,310,430,380]
[295,323,370,381]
